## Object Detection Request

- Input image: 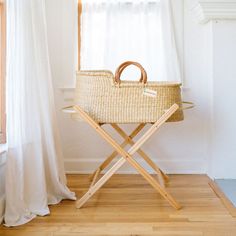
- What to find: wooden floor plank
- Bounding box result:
[0,174,236,235]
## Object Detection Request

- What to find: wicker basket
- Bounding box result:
[71,61,189,124]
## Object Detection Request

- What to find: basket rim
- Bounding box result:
[76,70,182,87]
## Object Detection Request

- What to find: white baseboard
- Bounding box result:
[64,158,206,174]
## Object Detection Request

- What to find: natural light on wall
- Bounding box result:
[80,0,181,82]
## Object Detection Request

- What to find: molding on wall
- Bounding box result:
[59,87,75,102]
[64,158,206,174]
[58,87,75,92]
[192,0,236,24]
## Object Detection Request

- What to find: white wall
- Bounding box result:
[45,0,211,174]
[208,20,236,179]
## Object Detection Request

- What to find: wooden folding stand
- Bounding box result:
[73,103,182,210]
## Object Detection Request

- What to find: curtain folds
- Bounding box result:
[80,0,181,82]
[5,0,75,227]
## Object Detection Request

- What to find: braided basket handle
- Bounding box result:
[114,61,147,85]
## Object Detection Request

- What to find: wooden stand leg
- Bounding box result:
[89,123,145,184]
[74,104,181,210]
[90,168,100,188]
[111,123,169,186]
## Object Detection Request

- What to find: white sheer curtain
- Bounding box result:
[80,0,181,82]
[5,0,75,227]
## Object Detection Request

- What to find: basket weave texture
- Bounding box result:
[72,62,184,123]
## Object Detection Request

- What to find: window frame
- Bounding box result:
[0,0,6,144]
[78,0,82,70]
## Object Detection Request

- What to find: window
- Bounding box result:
[0,1,6,144]
[77,0,182,83]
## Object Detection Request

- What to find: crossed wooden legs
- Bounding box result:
[90,123,169,188]
[74,104,181,210]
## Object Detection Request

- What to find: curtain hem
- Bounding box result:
[4,194,76,227]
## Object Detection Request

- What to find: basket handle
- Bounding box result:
[114,61,147,85]
[181,101,194,110]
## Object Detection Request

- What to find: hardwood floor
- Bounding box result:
[1,174,236,236]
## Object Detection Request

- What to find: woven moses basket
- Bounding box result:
[72,61,188,124]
